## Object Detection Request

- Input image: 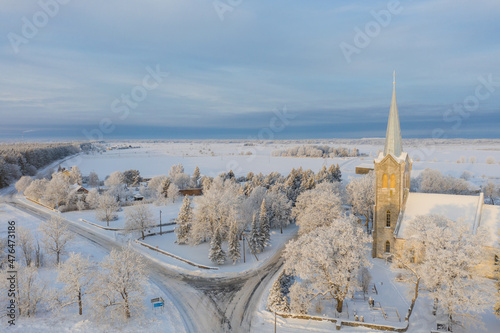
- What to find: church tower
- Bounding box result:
[372,73,412,258]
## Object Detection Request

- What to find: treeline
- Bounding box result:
[0,142,95,188]
[272,145,363,158]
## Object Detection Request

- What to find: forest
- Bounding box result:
[0,142,95,188]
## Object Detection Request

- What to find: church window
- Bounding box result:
[385,241,391,253]
[382,174,388,188]
[386,210,391,227]
[495,255,499,265]
[390,174,396,189]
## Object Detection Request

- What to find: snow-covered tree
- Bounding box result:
[96,194,120,227]
[248,214,263,254]
[85,188,100,209]
[228,215,241,264]
[125,202,155,240]
[88,171,100,188]
[123,169,141,186]
[24,178,49,201]
[483,181,498,205]
[105,171,128,201]
[414,168,474,195]
[267,191,291,233]
[259,199,270,248]
[172,173,190,190]
[17,226,35,266]
[190,177,242,245]
[69,166,82,185]
[396,215,493,330]
[15,175,32,193]
[92,247,146,320]
[346,172,375,232]
[191,166,201,188]
[293,182,343,235]
[147,175,168,200]
[175,196,193,244]
[209,228,226,265]
[284,216,371,313]
[201,175,212,191]
[359,267,372,300]
[44,173,71,208]
[267,271,294,313]
[169,163,184,178]
[167,183,180,203]
[289,282,311,314]
[39,215,73,265]
[105,171,125,187]
[56,253,95,315]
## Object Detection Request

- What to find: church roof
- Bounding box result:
[395,192,482,239]
[395,192,500,248]
[383,73,403,158]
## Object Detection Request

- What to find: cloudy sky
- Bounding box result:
[1,0,499,140]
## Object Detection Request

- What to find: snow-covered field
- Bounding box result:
[59,139,500,188]
[2,139,500,332]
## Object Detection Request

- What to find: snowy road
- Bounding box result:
[2,194,285,333]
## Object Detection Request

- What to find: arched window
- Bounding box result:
[390,174,396,189]
[385,241,391,253]
[382,174,388,188]
[386,210,391,227]
[495,255,499,265]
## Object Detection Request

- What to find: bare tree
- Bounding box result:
[96,194,120,227]
[125,203,156,240]
[17,226,35,266]
[39,216,73,265]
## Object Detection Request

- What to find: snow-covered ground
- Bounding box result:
[252,256,500,333]
[3,139,500,332]
[140,224,298,274]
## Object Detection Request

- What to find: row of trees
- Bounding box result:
[0,247,146,323]
[0,142,95,188]
[411,168,476,195]
[272,145,362,158]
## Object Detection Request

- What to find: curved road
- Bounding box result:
[2,194,286,333]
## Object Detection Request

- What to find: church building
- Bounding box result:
[372,75,500,277]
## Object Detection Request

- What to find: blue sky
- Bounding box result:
[1,0,499,140]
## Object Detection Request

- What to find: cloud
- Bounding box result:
[0,0,499,140]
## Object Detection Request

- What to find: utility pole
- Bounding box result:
[160,210,162,235]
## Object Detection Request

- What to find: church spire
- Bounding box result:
[383,71,403,157]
